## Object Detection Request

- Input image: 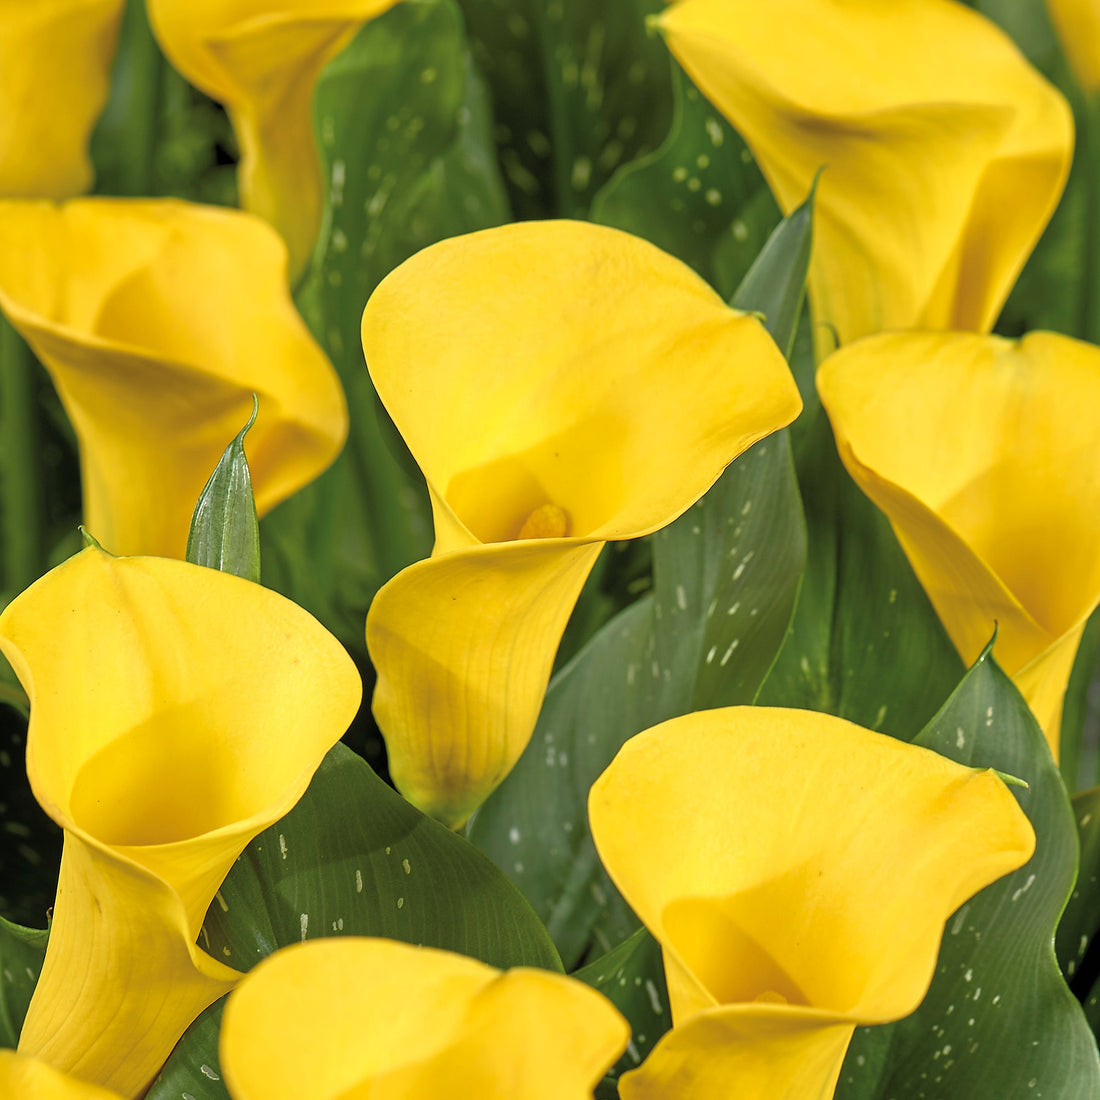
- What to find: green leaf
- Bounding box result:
[574,926,670,1085]
[836,646,1100,1100]
[456,0,673,218]
[1057,786,1100,984]
[147,743,560,1100]
[470,199,811,967]
[263,0,510,642]
[758,413,966,740]
[186,396,260,584]
[591,60,780,292]
[0,915,47,1049]
[1059,608,1100,792]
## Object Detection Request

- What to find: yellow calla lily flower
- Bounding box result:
[0,198,347,558]
[0,547,362,1098]
[220,937,629,1100]
[657,0,1073,346]
[0,1,123,198]
[362,220,802,827]
[0,1052,124,1100]
[817,330,1100,757]
[146,0,403,279]
[1046,0,1100,93]
[588,707,1035,1100]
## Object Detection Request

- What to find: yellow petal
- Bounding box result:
[817,329,1100,753]
[0,546,362,1097]
[147,0,403,278]
[0,1052,124,1100]
[0,198,347,557]
[1046,0,1100,92]
[367,539,603,828]
[618,1007,855,1100]
[362,220,801,824]
[658,0,1073,345]
[589,707,1033,1099]
[220,937,629,1100]
[0,1,123,198]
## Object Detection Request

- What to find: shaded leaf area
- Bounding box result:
[1059,787,1100,988]
[91,0,238,205]
[147,743,561,1100]
[0,915,47,1049]
[575,926,670,1087]
[592,59,779,294]
[1060,610,1100,793]
[0,703,60,929]
[457,0,671,219]
[469,202,811,971]
[263,0,510,646]
[837,648,1100,1100]
[757,408,965,741]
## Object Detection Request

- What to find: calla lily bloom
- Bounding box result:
[657,0,1073,346]
[1046,0,1100,93]
[0,547,362,1097]
[588,707,1034,1100]
[0,1,123,198]
[147,0,403,279]
[817,330,1100,756]
[220,937,629,1099]
[0,198,347,558]
[362,220,802,827]
[0,1052,124,1100]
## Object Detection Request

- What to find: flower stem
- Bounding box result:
[0,317,43,597]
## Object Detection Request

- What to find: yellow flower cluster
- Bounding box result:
[0,0,1094,1097]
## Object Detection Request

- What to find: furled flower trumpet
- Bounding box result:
[0,1,123,198]
[220,937,629,1099]
[656,0,1073,346]
[817,329,1100,757]
[147,0,404,279]
[0,1051,124,1100]
[362,219,802,827]
[589,706,1034,1099]
[0,547,362,1097]
[0,198,347,558]
[1046,0,1100,93]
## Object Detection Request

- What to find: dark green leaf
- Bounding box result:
[1057,787,1100,985]
[470,200,811,966]
[758,413,965,741]
[186,397,260,584]
[457,0,673,218]
[0,915,47,1049]
[592,60,779,289]
[837,646,1100,1099]
[574,926,670,1084]
[148,743,560,1100]
[1060,608,1100,793]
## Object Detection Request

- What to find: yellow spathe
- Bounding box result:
[0,0,123,198]
[220,937,629,1100]
[0,547,362,1098]
[146,0,403,279]
[0,198,347,558]
[658,0,1073,346]
[0,1052,124,1100]
[362,220,802,827]
[1046,0,1100,92]
[817,329,1100,756]
[589,707,1034,1100]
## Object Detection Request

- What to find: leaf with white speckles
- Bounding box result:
[574,925,670,1088]
[146,743,560,1100]
[0,914,47,1049]
[836,644,1100,1100]
[457,0,672,218]
[468,198,811,968]
[592,61,780,293]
